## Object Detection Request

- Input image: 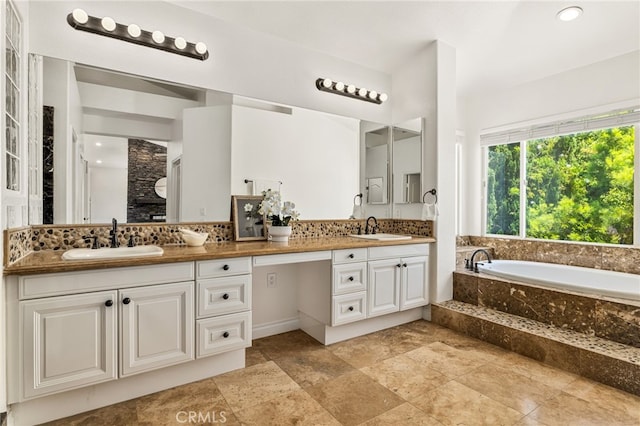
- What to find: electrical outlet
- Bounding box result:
[267,272,277,288]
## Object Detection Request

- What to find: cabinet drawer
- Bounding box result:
[332,263,367,295]
[197,276,251,318]
[368,244,429,260]
[197,311,252,358]
[196,257,251,279]
[331,291,367,326]
[332,248,368,264]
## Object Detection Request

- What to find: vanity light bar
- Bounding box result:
[67,9,209,61]
[315,78,388,104]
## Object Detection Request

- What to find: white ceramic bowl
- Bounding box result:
[181,232,208,247]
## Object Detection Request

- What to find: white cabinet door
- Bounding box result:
[332,262,367,295]
[197,311,252,358]
[120,282,194,377]
[401,256,429,310]
[331,291,367,325]
[197,275,251,318]
[21,291,117,399]
[367,259,401,317]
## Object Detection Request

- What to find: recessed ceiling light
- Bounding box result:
[96,160,103,164]
[557,6,583,22]
[95,142,102,147]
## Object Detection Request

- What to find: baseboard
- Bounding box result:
[252,317,300,339]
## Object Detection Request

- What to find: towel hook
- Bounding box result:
[353,193,363,206]
[422,188,437,204]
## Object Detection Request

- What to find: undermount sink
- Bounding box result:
[350,233,412,241]
[62,245,164,260]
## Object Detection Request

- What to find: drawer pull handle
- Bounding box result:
[105,300,113,307]
[223,264,230,271]
[222,293,230,300]
[348,276,354,281]
[223,331,230,338]
[348,306,354,312]
[348,253,355,259]
[122,297,131,305]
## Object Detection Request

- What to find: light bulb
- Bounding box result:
[152,30,165,44]
[557,6,583,22]
[72,8,88,24]
[335,81,345,91]
[96,159,103,164]
[322,78,333,88]
[174,37,187,50]
[346,84,356,94]
[195,42,207,54]
[127,24,141,38]
[358,88,368,98]
[368,90,378,100]
[378,93,388,102]
[101,17,116,32]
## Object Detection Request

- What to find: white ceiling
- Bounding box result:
[171,1,640,97]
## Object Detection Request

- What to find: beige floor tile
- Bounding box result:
[561,376,640,420]
[411,380,524,426]
[360,353,449,401]
[274,348,356,387]
[328,334,397,368]
[42,399,139,426]
[213,361,300,412]
[456,363,562,415]
[253,330,324,359]
[367,323,437,354]
[404,341,493,378]
[499,351,580,390]
[359,402,444,426]
[305,370,405,426]
[245,346,269,367]
[235,389,340,426]
[514,415,550,426]
[528,391,640,425]
[136,377,239,425]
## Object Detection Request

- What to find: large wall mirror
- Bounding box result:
[392,118,422,204]
[28,55,363,225]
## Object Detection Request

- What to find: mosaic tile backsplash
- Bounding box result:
[4,219,433,266]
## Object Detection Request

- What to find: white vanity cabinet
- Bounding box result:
[11,262,195,400]
[367,244,429,317]
[331,248,368,325]
[195,257,252,358]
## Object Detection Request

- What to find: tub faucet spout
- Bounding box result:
[469,249,492,273]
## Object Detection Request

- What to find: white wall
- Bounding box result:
[89,167,127,223]
[459,50,640,236]
[230,105,360,220]
[28,0,391,125]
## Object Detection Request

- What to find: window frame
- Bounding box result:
[3,0,22,194]
[482,121,640,246]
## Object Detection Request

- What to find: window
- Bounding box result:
[483,109,639,245]
[5,0,21,191]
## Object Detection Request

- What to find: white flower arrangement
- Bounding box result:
[258,189,300,226]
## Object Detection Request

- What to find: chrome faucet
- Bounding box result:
[110,218,120,248]
[365,216,379,234]
[467,249,492,272]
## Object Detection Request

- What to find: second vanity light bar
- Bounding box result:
[315,78,388,104]
[66,8,209,61]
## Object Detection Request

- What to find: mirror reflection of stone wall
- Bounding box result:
[127,139,167,223]
[42,105,54,224]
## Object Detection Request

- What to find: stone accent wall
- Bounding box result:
[127,139,167,223]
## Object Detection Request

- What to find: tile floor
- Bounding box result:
[45,321,640,425]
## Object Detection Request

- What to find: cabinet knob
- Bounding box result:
[222,293,230,300]
[122,297,131,305]
[223,331,230,338]
[397,264,402,268]
[105,300,113,307]
[223,264,230,271]
[348,276,354,281]
[403,263,408,267]
[348,306,354,312]
[348,253,354,259]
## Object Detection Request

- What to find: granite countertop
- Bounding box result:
[4,235,436,275]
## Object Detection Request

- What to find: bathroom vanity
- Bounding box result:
[3,236,433,425]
